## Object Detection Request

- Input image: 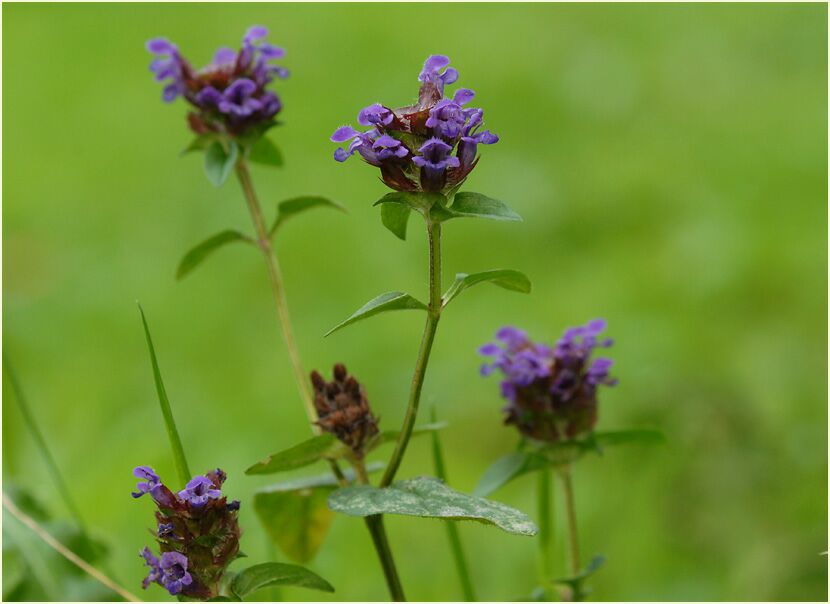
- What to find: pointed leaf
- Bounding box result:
[269,196,346,236]
[440,192,522,222]
[325,292,427,337]
[181,134,215,156]
[245,434,342,476]
[176,230,252,280]
[328,476,538,536]
[380,202,411,240]
[248,136,284,168]
[373,191,444,212]
[442,269,531,307]
[474,452,534,497]
[254,487,334,564]
[231,563,333,597]
[204,142,238,187]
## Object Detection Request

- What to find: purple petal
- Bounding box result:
[453,88,475,105]
[244,25,268,42]
[146,38,176,55]
[331,125,360,143]
[213,47,236,64]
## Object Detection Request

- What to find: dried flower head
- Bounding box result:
[146,26,287,138]
[479,321,617,442]
[310,363,379,457]
[133,467,241,599]
[330,55,498,194]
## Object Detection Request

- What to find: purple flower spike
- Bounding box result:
[479,321,617,442]
[132,466,161,499]
[140,547,162,589]
[178,475,222,507]
[330,54,497,193]
[160,552,193,596]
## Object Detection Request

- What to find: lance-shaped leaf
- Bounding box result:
[370,421,448,449]
[181,134,216,156]
[380,202,411,240]
[442,269,531,307]
[373,191,445,213]
[176,230,252,280]
[328,476,538,536]
[437,192,522,222]
[204,141,238,187]
[245,434,346,476]
[474,452,536,498]
[269,196,346,236]
[230,563,334,598]
[253,464,383,564]
[325,292,428,337]
[248,136,284,168]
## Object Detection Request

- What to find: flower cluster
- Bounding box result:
[330,55,498,194]
[479,320,617,442]
[146,26,287,138]
[133,466,241,599]
[311,363,379,458]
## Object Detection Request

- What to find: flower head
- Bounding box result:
[146,26,287,138]
[479,320,617,442]
[330,55,498,193]
[132,467,240,599]
[310,364,380,457]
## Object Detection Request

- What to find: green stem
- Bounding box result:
[139,305,192,486]
[3,355,88,533]
[355,460,406,601]
[235,159,348,487]
[380,219,442,487]
[559,464,581,577]
[537,467,554,599]
[430,408,476,601]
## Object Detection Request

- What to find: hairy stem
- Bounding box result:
[430,408,476,601]
[380,219,442,487]
[235,159,347,486]
[537,467,554,598]
[3,494,141,602]
[355,459,406,601]
[559,464,581,577]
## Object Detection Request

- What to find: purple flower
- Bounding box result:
[178,475,222,506]
[479,320,617,442]
[131,466,160,499]
[157,522,176,538]
[146,26,287,137]
[160,551,193,596]
[330,54,498,193]
[140,547,162,590]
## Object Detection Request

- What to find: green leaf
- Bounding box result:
[248,136,284,168]
[254,486,334,565]
[442,269,531,307]
[245,434,342,476]
[473,452,535,497]
[380,202,411,240]
[372,422,448,450]
[325,291,428,337]
[328,476,538,536]
[231,563,334,597]
[554,554,606,601]
[181,134,215,156]
[439,192,522,222]
[373,191,445,213]
[204,141,238,187]
[138,305,191,486]
[269,196,346,236]
[176,230,252,280]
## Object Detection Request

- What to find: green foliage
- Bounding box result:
[554,555,606,602]
[138,304,191,486]
[254,488,334,565]
[245,433,343,475]
[328,476,539,536]
[204,141,238,187]
[442,269,532,307]
[269,196,346,236]
[230,562,334,598]
[176,230,252,280]
[438,192,522,222]
[247,136,284,168]
[380,202,411,240]
[325,292,428,337]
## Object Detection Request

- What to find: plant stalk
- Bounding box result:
[537,466,554,599]
[430,408,476,601]
[380,219,442,487]
[559,464,581,577]
[355,460,406,601]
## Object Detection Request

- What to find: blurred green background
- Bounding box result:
[3,2,827,601]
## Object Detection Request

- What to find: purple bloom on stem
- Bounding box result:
[218,78,261,117]
[178,475,222,506]
[160,551,193,595]
[373,135,409,161]
[132,466,160,499]
[140,547,162,589]
[358,103,394,127]
[426,89,475,139]
[331,126,381,164]
[418,54,459,94]
[146,38,185,102]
